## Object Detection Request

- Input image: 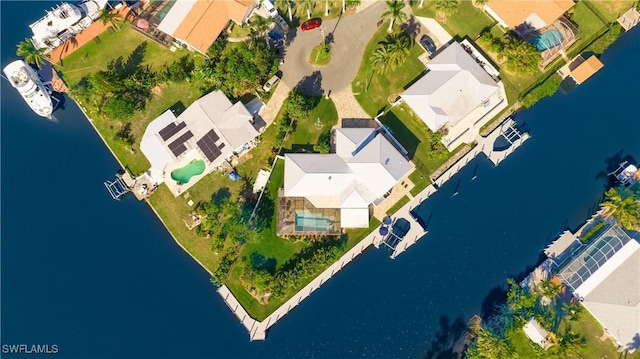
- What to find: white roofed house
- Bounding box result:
[401,41,508,151]
[279,126,413,236]
[557,224,640,353]
[140,90,260,196]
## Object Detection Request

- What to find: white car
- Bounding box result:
[262,0,278,18]
[263,74,280,92]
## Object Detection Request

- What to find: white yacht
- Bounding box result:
[29,0,109,50]
[3,60,54,118]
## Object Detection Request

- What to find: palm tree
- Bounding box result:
[249,15,273,37]
[370,45,392,74]
[600,187,640,230]
[275,0,294,22]
[562,302,584,322]
[98,8,123,30]
[301,0,315,19]
[16,38,48,68]
[345,0,361,11]
[325,0,334,16]
[435,0,459,18]
[539,278,563,298]
[381,0,407,33]
[382,32,412,69]
[552,329,584,358]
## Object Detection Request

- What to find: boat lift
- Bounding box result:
[104,173,130,200]
[500,120,523,145]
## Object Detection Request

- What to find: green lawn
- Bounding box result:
[60,25,206,175]
[584,0,635,22]
[352,21,426,116]
[283,97,338,152]
[566,2,608,57]
[59,25,199,86]
[505,306,640,359]
[387,195,410,215]
[411,1,495,39]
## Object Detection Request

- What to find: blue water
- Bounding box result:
[2,2,640,357]
[530,29,563,51]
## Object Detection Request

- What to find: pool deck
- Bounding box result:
[218,117,529,340]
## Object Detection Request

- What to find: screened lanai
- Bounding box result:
[557,224,633,291]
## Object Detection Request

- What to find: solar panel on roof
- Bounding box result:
[159,122,187,141]
[168,130,193,149]
[196,130,224,162]
[170,144,186,157]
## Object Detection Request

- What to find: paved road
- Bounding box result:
[279,1,386,95]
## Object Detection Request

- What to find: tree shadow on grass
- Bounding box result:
[168,100,186,116]
[249,252,277,274]
[211,187,231,205]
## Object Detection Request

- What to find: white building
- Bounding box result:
[140,90,260,196]
[283,127,412,229]
[401,41,507,151]
[523,318,552,349]
[558,225,640,353]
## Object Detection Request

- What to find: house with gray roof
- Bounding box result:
[280,126,412,233]
[140,90,260,196]
[401,41,508,151]
[557,224,640,353]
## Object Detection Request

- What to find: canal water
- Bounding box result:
[2,2,639,357]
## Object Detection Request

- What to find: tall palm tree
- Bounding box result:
[370,45,392,74]
[98,8,123,30]
[562,302,584,322]
[539,278,563,298]
[345,0,361,11]
[249,15,273,37]
[16,38,48,68]
[381,0,407,33]
[383,32,412,69]
[552,329,584,358]
[435,0,459,18]
[301,0,315,19]
[601,187,640,231]
[275,0,294,22]
[325,0,334,16]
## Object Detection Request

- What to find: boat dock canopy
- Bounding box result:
[569,55,603,85]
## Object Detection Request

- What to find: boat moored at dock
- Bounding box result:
[3,60,54,119]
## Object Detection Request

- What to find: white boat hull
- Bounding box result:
[3,60,54,118]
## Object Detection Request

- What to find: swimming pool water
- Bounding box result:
[529,29,563,51]
[295,212,334,232]
[171,159,205,184]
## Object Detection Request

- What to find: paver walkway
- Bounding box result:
[331,89,370,119]
[259,81,292,126]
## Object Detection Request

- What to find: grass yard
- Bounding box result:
[584,0,635,22]
[352,21,426,116]
[411,1,495,39]
[59,25,200,86]
[226,158,381,320]
[283,97,338,152]
[566,2,608,57]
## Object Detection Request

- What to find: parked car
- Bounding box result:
[261,0,278,18]
[420,35,437,56]
[301,18,322,31]
[263,73,281,92]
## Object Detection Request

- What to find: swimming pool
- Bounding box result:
[529,29,563,51]
[295,211,335,232]
[171,159,206,184]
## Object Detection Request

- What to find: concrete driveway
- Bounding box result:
[279,1,386,95]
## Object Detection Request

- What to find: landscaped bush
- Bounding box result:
[521,74,562,108]
[588,24,622,54]
[580,221,606,243]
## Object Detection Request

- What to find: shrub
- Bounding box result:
[589,24,621,54]
[521,74,562,108]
